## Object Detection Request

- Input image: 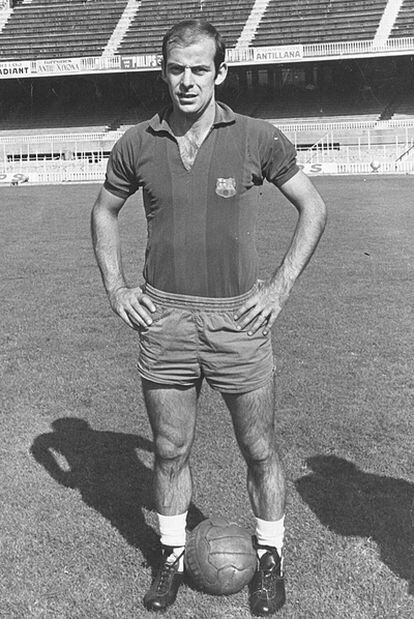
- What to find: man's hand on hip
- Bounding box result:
[109,286,156,330]
[233,279,289,337]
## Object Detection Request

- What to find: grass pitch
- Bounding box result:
[0,176,413,618]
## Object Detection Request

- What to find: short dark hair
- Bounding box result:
[162,19,226,75]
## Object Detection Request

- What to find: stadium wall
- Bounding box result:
[2,119,414,184]
[1,38,414,80]
[1,2,414,181]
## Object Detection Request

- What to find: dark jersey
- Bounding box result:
[104,102,299,298]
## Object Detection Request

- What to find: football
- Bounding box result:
[185,517,257,595]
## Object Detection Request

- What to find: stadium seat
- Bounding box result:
[117,0,256,55]
[390,0,414,38]
[253,0,388,46]
[0,0,129,60]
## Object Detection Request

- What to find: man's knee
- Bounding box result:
[154,433,192,465]
[240,435,277,466]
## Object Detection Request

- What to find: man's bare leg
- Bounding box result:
[142,379,200,612]
[222,379,286,615]
[222,379,285,520]
[142,379,200,516]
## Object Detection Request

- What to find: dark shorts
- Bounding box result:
[137,283,274,394]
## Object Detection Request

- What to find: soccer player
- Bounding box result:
[91,19,326,616]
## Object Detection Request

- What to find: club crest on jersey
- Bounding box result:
[215,177,237,198]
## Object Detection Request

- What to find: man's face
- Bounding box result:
[162,36,227,119]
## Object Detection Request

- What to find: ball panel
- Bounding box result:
[185,517,257,595]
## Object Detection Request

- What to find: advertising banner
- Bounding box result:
[226,45,304,65]
[0,172,37,184]
[0,44,306,79]
[120,55,161,70]
[301,163,339,175]
[31,58,84,75]
[0,60,32,77]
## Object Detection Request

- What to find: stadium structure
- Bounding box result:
[0,0,413,184]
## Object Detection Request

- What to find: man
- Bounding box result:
[91,19,326,616]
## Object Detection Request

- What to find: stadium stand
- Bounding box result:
[0,0,129,60]
[0,0,414,179]
[253,0,389,46]
[390,0,414,38]
[117,0,256,55]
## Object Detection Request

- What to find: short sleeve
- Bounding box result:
[104,129,141,199]
[260,126,299,187]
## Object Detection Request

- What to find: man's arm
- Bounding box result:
[234,169,327,336]
[91,186,155,330]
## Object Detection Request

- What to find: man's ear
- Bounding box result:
[215,62,228,86]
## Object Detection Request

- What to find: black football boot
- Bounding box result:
[249,542,286,616]
[143,545,184,612]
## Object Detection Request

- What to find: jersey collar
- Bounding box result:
[148,101,236,135]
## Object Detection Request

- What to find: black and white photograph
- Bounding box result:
[1,1,413,617]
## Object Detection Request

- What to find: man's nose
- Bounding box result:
[181,67,194,88]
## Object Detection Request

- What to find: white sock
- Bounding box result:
[255,515,285,558]
[157,511,187,572]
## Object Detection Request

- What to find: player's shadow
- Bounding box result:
[295,455,414,595]
[30,417,205,568]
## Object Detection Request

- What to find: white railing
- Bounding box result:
[300,132,337,164]
[277,118,414,134]
[0,159,107,183]
[0,131,123,145]
[1,156,414,183]
[298,139,414,165]
[1,119,413,150]
[304,37,414,60]
[336,160,414,174]
[395,142,414,162]
[36,168,105,184]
